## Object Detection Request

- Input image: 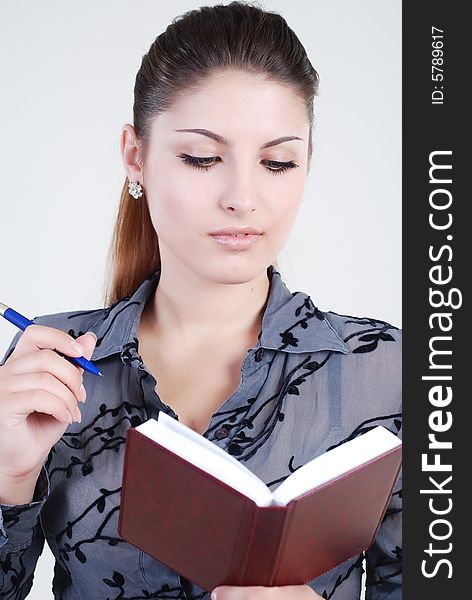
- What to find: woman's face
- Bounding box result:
[134,70,310,284]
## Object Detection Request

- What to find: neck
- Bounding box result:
[142,260,272,346]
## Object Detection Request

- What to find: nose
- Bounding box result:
[221,193,257,215]
[220,167,257,215]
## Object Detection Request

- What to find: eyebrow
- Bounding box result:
[174,128,303,149]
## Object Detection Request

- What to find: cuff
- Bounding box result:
[0,467,50,551]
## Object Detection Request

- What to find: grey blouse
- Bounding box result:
[0,266,402,600]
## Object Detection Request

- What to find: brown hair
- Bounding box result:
[103,0,319,307]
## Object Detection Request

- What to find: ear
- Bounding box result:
[120,124,144,183]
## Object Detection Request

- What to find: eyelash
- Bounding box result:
[177,153,299,175]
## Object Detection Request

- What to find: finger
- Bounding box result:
[6,349,86,404]
[11,324,87,361]
[211,586,276,599]
[66,331,98,376]
[4,371,82,423]
[75,331,97,360]
[6,389,76,425]
[211,585,318,599]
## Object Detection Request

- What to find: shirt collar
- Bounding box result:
[90,266,348,361]
[258,266,349,354]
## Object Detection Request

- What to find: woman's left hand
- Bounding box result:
[210,583,322,599]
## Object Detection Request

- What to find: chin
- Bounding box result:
[201,258,270,286]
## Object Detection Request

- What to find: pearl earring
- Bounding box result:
[128,180,143,199]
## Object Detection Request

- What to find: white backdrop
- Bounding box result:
[0,1,401,597]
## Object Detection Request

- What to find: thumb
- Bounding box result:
[75,331,98,360]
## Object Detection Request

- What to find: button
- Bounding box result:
[228,443,243,456]
[255,348,265,362]
[214,427,229,440]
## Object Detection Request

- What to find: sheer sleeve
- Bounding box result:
[0,330,50,598]
[0,467,50,599]
[364,467,402,599]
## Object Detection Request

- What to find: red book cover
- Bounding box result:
[117,421,402,592]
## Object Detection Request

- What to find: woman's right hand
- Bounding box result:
[0,325,97,482]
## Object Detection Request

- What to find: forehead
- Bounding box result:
[151,69,308,142]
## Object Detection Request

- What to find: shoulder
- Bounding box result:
[31,307,108,338]
[1,307,108,365]
[321,309,401,406]
[320,310,402,429]
[321,311,402,373]
[322,309,401,357]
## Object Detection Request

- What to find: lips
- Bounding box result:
[209,227,263,250]
[209,226,263,236]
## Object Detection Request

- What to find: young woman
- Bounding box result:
[0,2,401,599]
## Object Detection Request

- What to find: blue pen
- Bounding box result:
[0,301,103,377]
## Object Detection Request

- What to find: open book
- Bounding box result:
[118,412,402,591]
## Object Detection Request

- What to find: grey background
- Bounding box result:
[0,1,401,597]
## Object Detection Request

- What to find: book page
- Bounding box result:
[136,415,274,506]
[271,426,402,506]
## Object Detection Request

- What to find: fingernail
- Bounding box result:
[71,340,84,355]
[211,592,217,600]
[86,331,97,342]
[76,406,82,423]
[79,384,87,402]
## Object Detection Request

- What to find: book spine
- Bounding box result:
[227,497,257,585]
[269,501,297,584]
[230,504,287,586]
[366,455,403,548]
[117,427,133,538]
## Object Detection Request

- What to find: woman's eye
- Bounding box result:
[177,154,220,171]
[177,154,299,175]
[262,160,299,175]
